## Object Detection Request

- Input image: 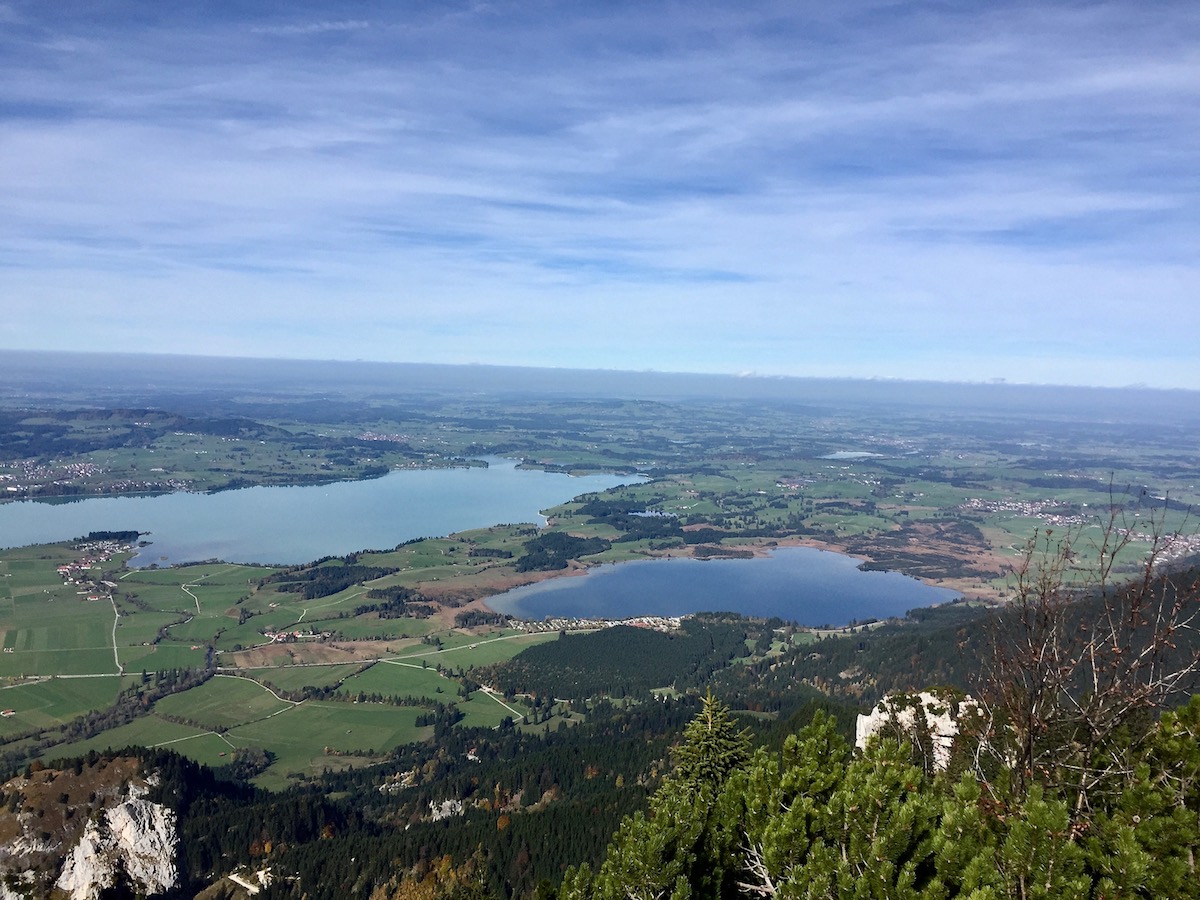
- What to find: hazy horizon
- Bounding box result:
[3,349,1198,430]
[5,346,1200,394]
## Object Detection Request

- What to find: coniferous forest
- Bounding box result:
[9,538,1193,899]
[1,360,1199,898]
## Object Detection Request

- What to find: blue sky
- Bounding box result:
[2,1,1197,388]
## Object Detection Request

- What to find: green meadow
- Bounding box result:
[0,676,128,734]
[48,716,213,762]
[340,660,455,702]
[422,632,559,671]
[255,664,363,693]
[154,675,294,730]
[224,701,431,789]
[456,691,531,730]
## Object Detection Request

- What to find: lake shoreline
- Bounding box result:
[0,456,638,507]
[475,541,968,626]
[467,534,1001,622]
[0,460,640,566]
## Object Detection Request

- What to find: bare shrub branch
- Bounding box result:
[974,496,1200,818]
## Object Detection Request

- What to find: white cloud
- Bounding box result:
[249,20,370,37]
[0,0,1197,387]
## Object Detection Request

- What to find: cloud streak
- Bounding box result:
[0,0,1197,387]
[249,20,370,36]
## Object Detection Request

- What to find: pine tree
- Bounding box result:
[718,710,849,897]
[561,693,750,900]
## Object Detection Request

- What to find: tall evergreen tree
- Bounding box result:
[562,693,750,900]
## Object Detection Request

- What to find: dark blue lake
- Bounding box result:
[0,459,637,567]
[488,547,960,626]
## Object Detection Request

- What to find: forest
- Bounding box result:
[1,356,1199,898]
[3,523,1195,899]
[479,617,754,702]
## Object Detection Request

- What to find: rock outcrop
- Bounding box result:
[0,761,179,900]
[55,786,178,900]
[855,689,978,771]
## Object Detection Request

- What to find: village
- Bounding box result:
[52,537,138,603]
[507,614,683,634]
[0,459,189,498]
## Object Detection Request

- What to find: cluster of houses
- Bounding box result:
[959,496,1091,527]
[510,615,683,634]
[261,629,331,643]
[56,539,131,601]
[959,496,1200,564]
[1,460,105,495]
[0,458,189,497]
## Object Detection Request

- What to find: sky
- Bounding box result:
[1,1,1198,389]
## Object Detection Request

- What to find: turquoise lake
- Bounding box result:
[0,459,636,567]
[0,461,959,624]
[488,547,961,625]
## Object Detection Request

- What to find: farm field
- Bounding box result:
[456,690,530,730]
[223,701,431,789]
[0,676,128,735]
[253,663,363,693]
[48,716,213,763]
[0,539,574,786]
[154,675,295,730]
[3,373,1199,796]
[418,632,560,671]
[340,660,456,703]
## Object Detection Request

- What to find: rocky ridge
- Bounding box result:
[0,758,178,900]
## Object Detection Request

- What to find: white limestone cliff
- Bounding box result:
[855,690,978,771]
[49,783,179,900]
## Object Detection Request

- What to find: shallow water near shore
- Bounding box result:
[488,546,960,626]
[0,459,637,567]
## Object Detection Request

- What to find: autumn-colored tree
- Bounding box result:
[370,851,491,900]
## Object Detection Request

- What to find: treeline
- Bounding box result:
[468,547,513,559]
[454,609,507,628]
[263,563,398,600]
[514,533,610,572]
[82,529,141,542]
[353,585,428,618]
[480,617,754,702]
